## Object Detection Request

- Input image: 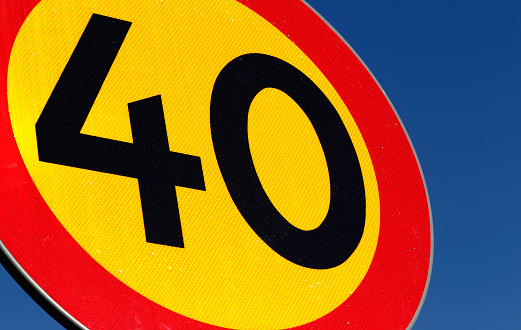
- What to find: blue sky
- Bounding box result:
[2,0,521,328]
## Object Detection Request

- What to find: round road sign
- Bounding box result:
[0,0,432,329]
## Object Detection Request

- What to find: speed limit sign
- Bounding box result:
[0,0,432,329]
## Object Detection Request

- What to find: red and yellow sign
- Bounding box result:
[0,0,432,329]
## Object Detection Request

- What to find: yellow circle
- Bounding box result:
[8,0,380,328]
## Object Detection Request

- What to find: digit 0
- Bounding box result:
[211,54,366,269]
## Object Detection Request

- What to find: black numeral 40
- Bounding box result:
[36,14,365,270]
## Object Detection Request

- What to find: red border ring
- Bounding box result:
[0,0,432,329]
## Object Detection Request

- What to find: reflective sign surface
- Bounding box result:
[0,0,431,329]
